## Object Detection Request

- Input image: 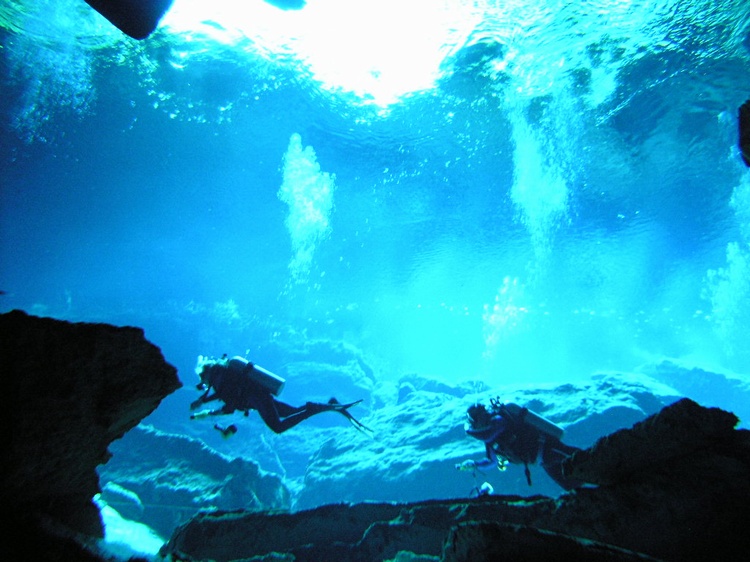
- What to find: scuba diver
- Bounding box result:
[190,355,369,434]
[457,398,581,491]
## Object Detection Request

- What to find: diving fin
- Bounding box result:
[327,398,372,433]
[328,398,363,409]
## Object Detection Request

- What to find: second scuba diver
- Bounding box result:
[457,397,582,490]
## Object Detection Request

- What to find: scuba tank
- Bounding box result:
[228,356,286,396]
[500,402,564,441]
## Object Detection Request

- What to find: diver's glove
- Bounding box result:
[456,459,477,472]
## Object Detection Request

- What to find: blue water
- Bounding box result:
[1,0,750,405]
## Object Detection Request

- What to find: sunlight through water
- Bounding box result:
[161,0,481,106]
[2,0,749,386]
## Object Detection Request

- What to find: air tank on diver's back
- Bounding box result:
[227,356,286,396]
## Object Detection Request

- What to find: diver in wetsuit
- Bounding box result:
[190,355,368,434]
[457,399,581,490]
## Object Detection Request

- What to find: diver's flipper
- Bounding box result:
[327,398,363,409]
[84,0,174,40]
[740,99,750,167]
[327,398,372,433]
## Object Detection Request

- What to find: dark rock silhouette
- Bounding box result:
[0,310,181,559]
[740,99,750,167]
[84,0,174,39]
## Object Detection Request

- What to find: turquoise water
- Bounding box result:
[1,0,749,394]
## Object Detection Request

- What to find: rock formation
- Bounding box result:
[0,310,181,559]
[99,424,292,538]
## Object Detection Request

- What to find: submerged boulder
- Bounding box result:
[563,396,743,485]
[443,522,663,562]
[0,310,181,557]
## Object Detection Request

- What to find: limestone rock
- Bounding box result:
[0,310,181,557]
[99,424,291,538]
[442,522,662,562]
[564,397,741,485]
